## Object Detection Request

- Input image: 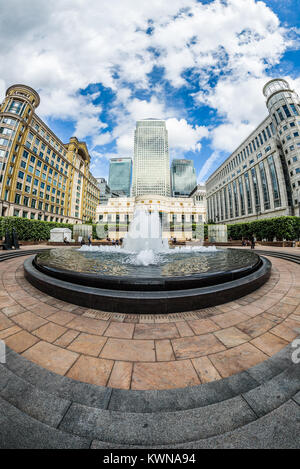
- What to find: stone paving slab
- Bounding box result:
[0,254,299,390]
[0,367,71,427]
[0,396,90,449]
[2,350,112,409]
[91,399,300,449]
[59,396,256,446]
[243,364,300,417]
[0,248,299,449]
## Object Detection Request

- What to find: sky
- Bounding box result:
[0,0,300,183]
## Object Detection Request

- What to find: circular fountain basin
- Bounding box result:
[24,247,271,314]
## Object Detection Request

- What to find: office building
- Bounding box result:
[108,157,132,197]
[132,119,171,197]
[171,159,197,197]
[0,84,100,223]
[206,78,300,223]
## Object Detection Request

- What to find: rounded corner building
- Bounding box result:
[0,84,100,222]
[206,77,300,223]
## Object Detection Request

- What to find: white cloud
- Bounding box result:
[197,151,223,184]
[166,118,209,153]
[0,0,297,179]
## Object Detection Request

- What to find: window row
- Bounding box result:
[208,156,281,221]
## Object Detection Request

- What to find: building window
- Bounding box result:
[282,104,291,118]
[14,193,21,204]
[290,104,299,116]
[259,162,270,210]
[238,177,245,216]
[232,181,239,218]
[276,108,284,122]
[244,172,252,214]
[223,187,228,219]
[8,100,23,115]
[267,155,281,208]
[251,167,261,213]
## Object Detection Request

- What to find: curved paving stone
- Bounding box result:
[242,363,300,417]
[0,396,90,449]
[0,247,299,448]
[2,350,112,409]
[91,399,300,449]
[0,366,70,427]
[58,396,256,446]
[2,342,297,413]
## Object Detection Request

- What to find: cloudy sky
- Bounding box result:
[0,0,299,182]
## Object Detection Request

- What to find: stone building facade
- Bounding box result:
[206,78,300,223]
[0,84,100,223]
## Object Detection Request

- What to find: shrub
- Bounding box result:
[227,216,300,241]
[0,217,73,241]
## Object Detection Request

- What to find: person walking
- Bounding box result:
[251,237,255,250]
[88,235,92,246]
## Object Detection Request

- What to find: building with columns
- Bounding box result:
[96,193,207,241]
[206,78,300,223]
[0,84,100,223]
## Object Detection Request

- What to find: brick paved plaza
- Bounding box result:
[0,246,299,449]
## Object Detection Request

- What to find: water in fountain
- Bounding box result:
[120,210,168,265]
[78,209,217,266]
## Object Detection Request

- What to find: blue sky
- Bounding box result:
[0,0,300,182]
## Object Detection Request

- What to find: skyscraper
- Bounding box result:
[108,158,132,197]
[171,159,197,197]
[132,119,171,196]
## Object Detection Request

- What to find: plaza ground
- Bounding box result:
[0,244,299,448]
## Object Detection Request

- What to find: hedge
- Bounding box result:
[0,217,73,242]
[227,216,300,241]
[2,215,299,242]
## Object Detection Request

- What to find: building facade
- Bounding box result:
[189,184,207,208]
[97,177,111,205]
[132,119,171,197]
[108,157,132,197]
[0,84,100,223]
[171,159,197,197]
[96,194,206,241]
[206,78,300,223]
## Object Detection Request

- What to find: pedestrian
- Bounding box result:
[251,237,255,250]
[88,235,92,246]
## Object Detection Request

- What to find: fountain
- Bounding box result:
[24,210,272,313]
